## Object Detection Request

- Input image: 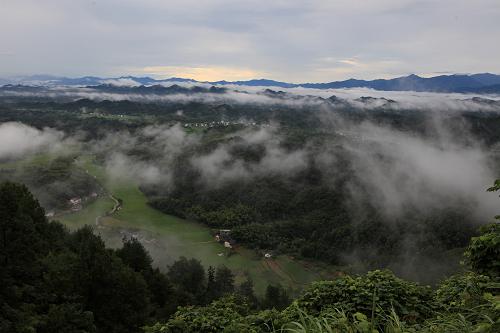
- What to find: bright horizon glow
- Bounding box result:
[138,66,267,82]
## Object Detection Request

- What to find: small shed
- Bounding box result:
[69,197,82,205]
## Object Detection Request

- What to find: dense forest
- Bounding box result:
[0,181,499,332]
[145,151,479,276]
[0,182,287,332]
[1,87,500,283]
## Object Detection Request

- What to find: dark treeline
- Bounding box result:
[1,182,498,333]
[0,182,288,333]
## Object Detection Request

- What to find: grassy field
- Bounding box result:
[57,155,338,295]
[0,153,337,295]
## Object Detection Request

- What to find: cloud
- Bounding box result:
[96,124,200,187]
[105,152,169,185]
[1,1,499,81]
[190,126,308,187]
[1,89,498,222]
[338,59,359,66]
[190,146,250,185]
[0,122,65,159]
[2,84,500,113]
[312,57,405,80]
[340,121,498,219]
[141,123,200,156]
[101,78,140,86]
[3,72,497,235]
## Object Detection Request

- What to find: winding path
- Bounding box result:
[95,194,121,226]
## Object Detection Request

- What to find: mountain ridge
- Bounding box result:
[2,73,500,93]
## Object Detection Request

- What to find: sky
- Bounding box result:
[1,0,499,82]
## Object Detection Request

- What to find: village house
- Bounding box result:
[69,197,83,211]
[69,197,82,205]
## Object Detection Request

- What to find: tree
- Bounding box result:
[95,257,150,333]
[462,180,500,279]
[487,179,500,220]
[215,265,235,297]
[0,182,56,332]
[464,223,500,279]
[0,182,177,332]
[117,237,176,319]
[69,227,151,333]
[116,237,153,273]
[263,284,290,311]
[0,182,50,282]
[168,257,206,304]
[145,268,176,320]
[205,266,217,303]
[38,303,96,333]
[237,275,258,308]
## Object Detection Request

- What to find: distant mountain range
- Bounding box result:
[2,73,500,94]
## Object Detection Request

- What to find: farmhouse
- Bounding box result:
[68,197,83,211]
[69,197,82,205]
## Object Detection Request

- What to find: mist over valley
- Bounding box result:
[1,83,499,285]
[2,1,500,331]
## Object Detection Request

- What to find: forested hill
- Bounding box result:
[1,181,499,332]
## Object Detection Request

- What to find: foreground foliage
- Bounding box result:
[1,181,499,332]
[0,182,253,332]
[145,275,499,332]
[145,180,500,332]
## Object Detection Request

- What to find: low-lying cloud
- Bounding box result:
[2,84,500,112]
[190,126,309,187]
[2,98,499,282]
[342,121,498,220]
[0,122,65,159]
[94,124,200,187]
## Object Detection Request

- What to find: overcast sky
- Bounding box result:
[1,0,499,82]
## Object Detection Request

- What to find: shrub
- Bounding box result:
[292,270,435,323]
[463,223,500,279]
[435,272,492,310]
[147,296,250,333]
